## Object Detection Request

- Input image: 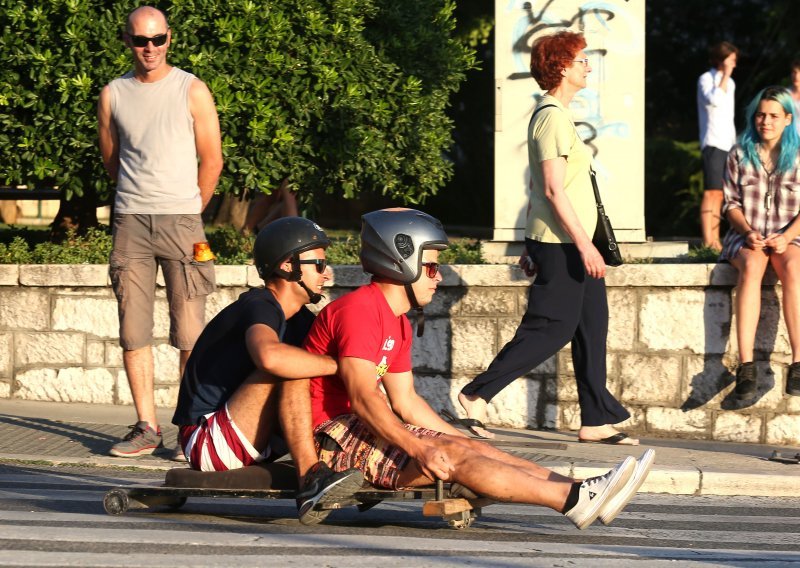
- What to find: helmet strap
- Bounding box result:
[298,280,324,305]
[405,284,425,337]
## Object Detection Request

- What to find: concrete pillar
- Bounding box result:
[488,0,646,261]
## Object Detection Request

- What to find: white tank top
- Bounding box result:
[109,67,201,214]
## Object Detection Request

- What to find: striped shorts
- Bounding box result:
[314,414,443,490]
[179,404,271,472]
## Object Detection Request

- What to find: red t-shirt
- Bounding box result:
[306,283,413,426]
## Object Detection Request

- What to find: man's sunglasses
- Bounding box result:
[297,258,328,274]
[421,262,440,279]
[129,33,168,48]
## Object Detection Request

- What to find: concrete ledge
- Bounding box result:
[700,470,800,497]
[0,263,753,288]
[0,265,19,286]
[19,265,109,287]
[640,467,701,495]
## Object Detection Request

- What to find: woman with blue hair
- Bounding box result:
[721,86,800,401]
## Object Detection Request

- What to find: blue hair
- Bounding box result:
[740,86,800,174]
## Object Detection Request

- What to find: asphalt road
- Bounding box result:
[1,461,800,567]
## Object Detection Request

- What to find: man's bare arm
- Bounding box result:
[245,324,336,379]
[97,85,120,182]
[381,371,464,437]
[340,357,454,481]
[189,79,223,212]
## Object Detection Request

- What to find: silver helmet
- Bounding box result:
[360,208,448,283]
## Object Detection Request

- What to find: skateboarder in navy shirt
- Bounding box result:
[172,217,363,524]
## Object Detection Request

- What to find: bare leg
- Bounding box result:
[770,245,800,362]
[456,392,494,439]
[278,378,318,482]
[449,435,572,483]
[179,350,191,380]
[731,248,770,363]
[701,190,724,251]
[396,437,571,511]
[123,346,157,428]
[225,370,281,452]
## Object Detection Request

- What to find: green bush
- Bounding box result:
[0,225,486,265]
[0,0,474,210]
[206,225,253,266]
[0,226,111,264]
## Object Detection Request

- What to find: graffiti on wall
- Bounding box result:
[507,0,642,164]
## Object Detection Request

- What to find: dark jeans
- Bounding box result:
[461,239,629,427]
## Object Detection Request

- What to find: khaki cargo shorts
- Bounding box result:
[109,214,216,351]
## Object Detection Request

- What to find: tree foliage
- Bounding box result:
[0,0,475,210]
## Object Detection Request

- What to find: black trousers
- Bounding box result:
[461,240,629,427]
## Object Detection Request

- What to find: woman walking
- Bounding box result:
[456,30,634,444]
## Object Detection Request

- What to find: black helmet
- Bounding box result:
[254,217,331,281]
[360,209,448,283]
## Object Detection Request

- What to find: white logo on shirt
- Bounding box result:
[381,337,395,351]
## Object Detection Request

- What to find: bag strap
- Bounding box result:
[528,103,557,130]
[589,168,605,210]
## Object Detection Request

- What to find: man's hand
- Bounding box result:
[414,442,455,482]
[722,53,737,78]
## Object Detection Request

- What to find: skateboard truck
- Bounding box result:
[421,479,493,529]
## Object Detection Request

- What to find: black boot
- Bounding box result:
[787,362,800,397]
[734,362,757,401]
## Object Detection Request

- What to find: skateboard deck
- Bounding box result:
[102,461,492,529]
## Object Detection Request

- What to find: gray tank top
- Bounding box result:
[109,67,201,214]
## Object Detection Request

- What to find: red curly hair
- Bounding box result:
[530,31,587,90]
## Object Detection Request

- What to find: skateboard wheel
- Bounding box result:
[103,489,130,515]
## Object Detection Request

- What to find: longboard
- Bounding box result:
[102,461,493,529]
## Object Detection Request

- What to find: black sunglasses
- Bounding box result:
[296,258,328,274]
[129,33,168,48]
[421,262,440,279]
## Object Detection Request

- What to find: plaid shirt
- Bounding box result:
[720,144,800,260]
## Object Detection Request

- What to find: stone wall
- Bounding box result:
[0,263,798,445]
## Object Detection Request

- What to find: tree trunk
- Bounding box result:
[0,201,19,224]
[50,192,99,241]
[207,193,250,230]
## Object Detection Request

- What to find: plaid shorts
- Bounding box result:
[314,414,443,490]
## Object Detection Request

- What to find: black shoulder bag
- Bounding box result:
[589,167,623,266]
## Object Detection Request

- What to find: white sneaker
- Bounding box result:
[565,456,635,530]
[597,448,655,525]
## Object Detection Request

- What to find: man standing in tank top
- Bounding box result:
[97,6,224,458]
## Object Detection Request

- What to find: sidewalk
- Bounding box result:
[1,399,799,496]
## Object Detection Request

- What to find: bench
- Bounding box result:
[0,186,60,200]
[0,186,61,224]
